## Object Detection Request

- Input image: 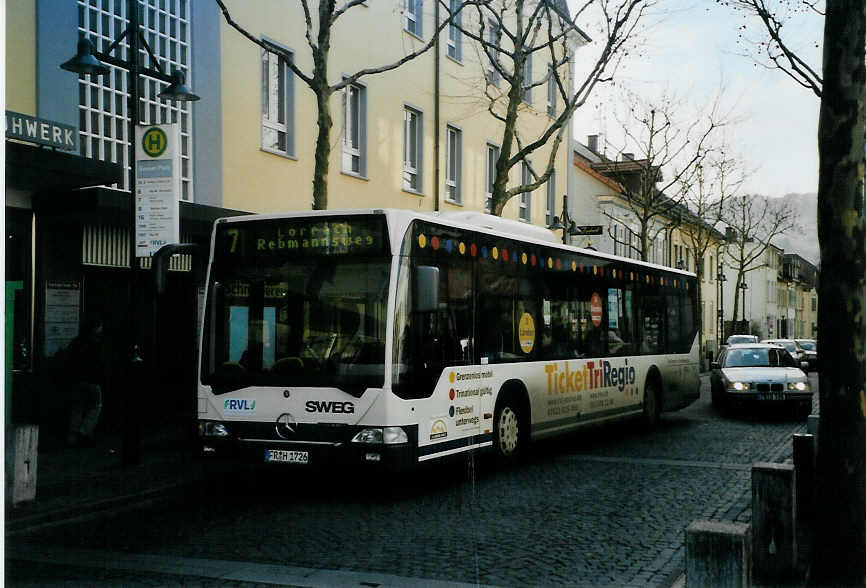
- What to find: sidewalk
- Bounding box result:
[6,423,204,536]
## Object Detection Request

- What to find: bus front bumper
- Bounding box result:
[198,425,418,471]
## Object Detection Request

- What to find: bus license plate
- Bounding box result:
[265,449,309,464]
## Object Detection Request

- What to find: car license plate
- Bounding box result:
[264,449,309,464]
[759,392,784,401]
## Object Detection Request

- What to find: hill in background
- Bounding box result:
[768,192,819,266]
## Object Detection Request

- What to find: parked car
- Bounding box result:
[727,334,759,345]
[710,343,812,418]
[761,338,808,367]
[794,339,818,371]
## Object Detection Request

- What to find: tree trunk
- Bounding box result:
[312,85,332,211]
[810,2,866,585]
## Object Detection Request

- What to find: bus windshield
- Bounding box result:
[202,216,391,396]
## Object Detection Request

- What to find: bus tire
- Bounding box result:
[493,391,526,461]
[642,375,661,429]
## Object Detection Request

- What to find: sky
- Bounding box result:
[567,0,824,199]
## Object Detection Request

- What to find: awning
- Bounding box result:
[6,140,124,193]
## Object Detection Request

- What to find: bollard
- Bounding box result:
[685,520,751,588]
[792,434,815,523]
[751,462,797,584]
[5,424,39,505]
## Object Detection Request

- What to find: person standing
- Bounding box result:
[66,319,105,447]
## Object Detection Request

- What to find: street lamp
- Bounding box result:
[61,1,200,463]
[548,194,580,245]
[717,263,727,341]
[740,281,749,332]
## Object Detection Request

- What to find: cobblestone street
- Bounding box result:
[8,374,814,587]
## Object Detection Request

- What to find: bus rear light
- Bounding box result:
[199,421,230,437]
[352,427,408,445]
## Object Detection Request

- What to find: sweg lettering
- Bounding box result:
[305,400,355,414]
[224,399,255,411]
[545,360,636,394]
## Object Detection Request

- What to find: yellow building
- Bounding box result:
[216,0,586,227]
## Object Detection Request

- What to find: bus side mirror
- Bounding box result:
[415,265,439,313]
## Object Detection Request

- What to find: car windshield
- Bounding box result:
[728,335,757,344]
[724,347,788,368]
[796,340,816,351]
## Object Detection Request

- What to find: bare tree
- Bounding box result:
[594,94,723,261]
[717,0,823,97]
[720,193,795,333]
[456,0,649,217]
[720,2,865,582]
[215,0,460,210]
[679,149,745,350]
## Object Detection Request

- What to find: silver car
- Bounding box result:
[761,338,807,365]
[710,344,812,418]
[794,339,818,371]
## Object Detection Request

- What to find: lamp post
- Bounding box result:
[718,263,727,341]
[61,0,200,464]
[740,280,749,333]
[547,194,580,245]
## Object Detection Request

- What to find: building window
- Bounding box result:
[261,44,294,157]
[547,64,557,116]
[486,20,500,84]
[519,161,532,221]
[445,125,461,203]
[545,171,556,227]
[485,143,499,212]
[447,0,462,61]
[342,83,366,176]
[403,106,422,192]
[405,0,422,37]
[522,56,532,103]
[75,0,193,199]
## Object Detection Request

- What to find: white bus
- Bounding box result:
[197,209,700,469]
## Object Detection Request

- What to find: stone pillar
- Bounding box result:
[751,462,796,584]
[5,424,39,505]
[685,520,751,588]
[792,433,815,523]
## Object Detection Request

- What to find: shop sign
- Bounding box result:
[135,124,180,257]
[5,110,78,152]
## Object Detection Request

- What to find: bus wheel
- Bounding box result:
[642,377,661,429]
[493,399,522,459]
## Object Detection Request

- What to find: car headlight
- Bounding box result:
[728,381,750,391]
[198,421,230,437]
[788,381,809,391]
[351,427,409,445]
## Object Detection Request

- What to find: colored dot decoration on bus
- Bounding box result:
[593,266,597,276]
[547,257,553,269]
[492,247,499,260]
[449,372,455,383]
[445,239,453,253]
[470,243,477,257]
[530,254,537,266]
[418,234,427,248]
[449,388,455,400]
[459,242,466,255]
[481,246,488,259]
[502,248,509,261]
[571,260,577,271]
[556,258,562,270]
[431,235,440,250]
[449,406,455,417]
[521,252,528,265]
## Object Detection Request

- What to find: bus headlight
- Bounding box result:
[352,427,408,445]
[199,421,230,437]
[728,381,750,392]
[788,381,809,391]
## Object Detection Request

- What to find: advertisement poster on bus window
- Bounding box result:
[608,288,618,329]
